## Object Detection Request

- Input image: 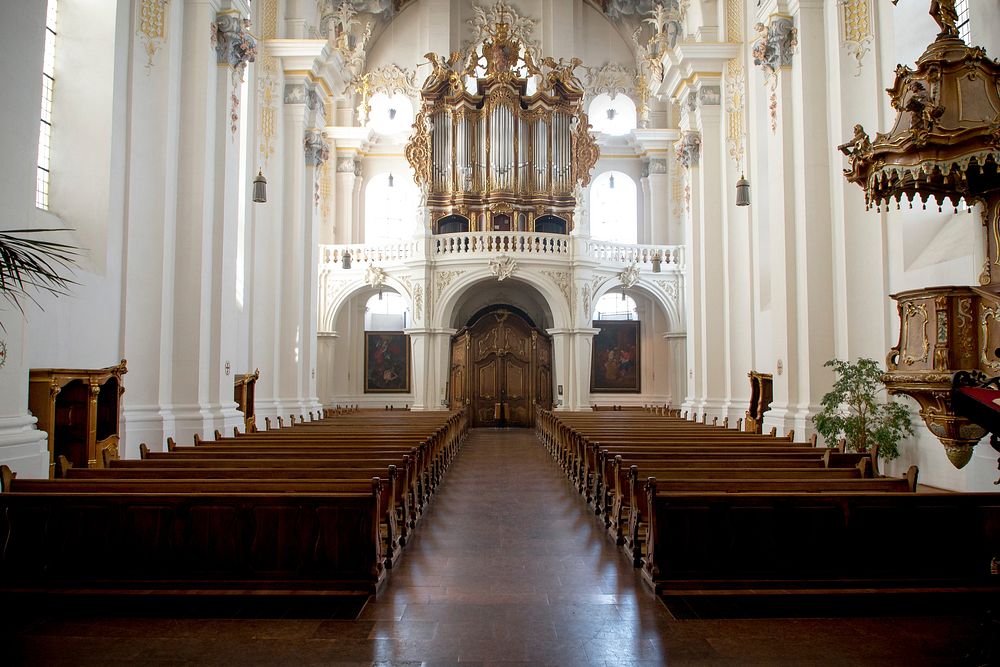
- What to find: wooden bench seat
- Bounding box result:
[639,487,1000,596]
[0,489,387,596]
[6,469,406,566]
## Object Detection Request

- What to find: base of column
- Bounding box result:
[763,404,819,441]
[122,404,177,456]
[170,402,245,443]
[0,414,49,478]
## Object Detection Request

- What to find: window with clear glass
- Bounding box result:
[36,0,58,210]
[587,94,637,136]
[589,170,637,244]
[365,172,420,244]
[365,291,409,330]
[593,293,638,321]
[955,0,970,43]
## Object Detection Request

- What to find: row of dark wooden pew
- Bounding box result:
[0,407,469,597]
[537,407,1000,598]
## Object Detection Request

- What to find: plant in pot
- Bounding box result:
[812,357,914,475]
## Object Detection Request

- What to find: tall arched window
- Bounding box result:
[593,292,638,321]
[590,171,637,244]
[587,93,637,136]
[365,172,419,244]
[365,291,409,331]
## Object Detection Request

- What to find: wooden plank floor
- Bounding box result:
[3,428,995,665]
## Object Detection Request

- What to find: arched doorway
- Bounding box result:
[448,307,553,427]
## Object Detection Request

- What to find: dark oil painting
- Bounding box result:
[591,320,640,393]
[365,332,410,393]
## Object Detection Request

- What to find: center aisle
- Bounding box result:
[350,428,980,666]
[356,427,670,664]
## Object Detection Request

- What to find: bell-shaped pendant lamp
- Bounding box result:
[388,173,395,187]
[735,174,751,207]
[341,249,352,270]
[252,169,267,203]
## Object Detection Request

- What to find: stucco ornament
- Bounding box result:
[304,131,331,166]
[674,131,701,169]
[752,17,797,78]
[489,254,517,282]
[364,264,388,289]
[619,262,640,289]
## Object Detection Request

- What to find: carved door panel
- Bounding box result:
[474,356,501,426]
[503,355,531,427]
[450,309,554,427]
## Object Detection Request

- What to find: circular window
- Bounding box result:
[368,93,414,136]
[588,93,637,136]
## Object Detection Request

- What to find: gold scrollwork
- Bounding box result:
[901,301,930,365]
[980,306,1000,371]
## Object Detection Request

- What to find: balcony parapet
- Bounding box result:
[319,233,685,273]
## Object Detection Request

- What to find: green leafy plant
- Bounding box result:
[813,358,914,473]
[0,229,79,330]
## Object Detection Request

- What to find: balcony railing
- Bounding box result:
[585,240,684,269]
[434,232,569,256]
[319,233,684,271]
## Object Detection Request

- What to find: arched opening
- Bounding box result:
[534,214,567,234]
[436,214,470,234]
[591,291,640,393]
[364,291,410,394]
[590,170,638,244]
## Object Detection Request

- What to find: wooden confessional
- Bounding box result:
[448,309,553,427]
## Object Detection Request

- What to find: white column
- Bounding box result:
[120,0,185,454]
[405,327,454,411]
[0,2,58,475]
[169,1,250,442]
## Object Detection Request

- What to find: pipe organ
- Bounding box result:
[405,20,599,235]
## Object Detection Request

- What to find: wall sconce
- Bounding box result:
[341,250,352,269]
[252,169,267,203]
[736,174,750,207]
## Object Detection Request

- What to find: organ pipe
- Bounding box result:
[404,18,599,233]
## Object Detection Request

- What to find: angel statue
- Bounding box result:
[890,0,959,39]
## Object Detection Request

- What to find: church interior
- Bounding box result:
[2,0,1000,663]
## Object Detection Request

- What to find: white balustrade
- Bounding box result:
[319,242,420,267]
[584,241,685,270]
[319,236,684,271]
[433,232,569,256]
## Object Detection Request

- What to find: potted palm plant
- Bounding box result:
[0,228,79,330]
[813,357,914,474]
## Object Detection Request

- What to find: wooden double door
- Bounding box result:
[449,309,553,427]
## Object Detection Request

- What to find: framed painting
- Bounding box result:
[590,320,640,393]
[364,332,411,393]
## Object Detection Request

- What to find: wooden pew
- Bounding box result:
[0,485,387,596]
[639,484,1000,596]
[7,472,405,565]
